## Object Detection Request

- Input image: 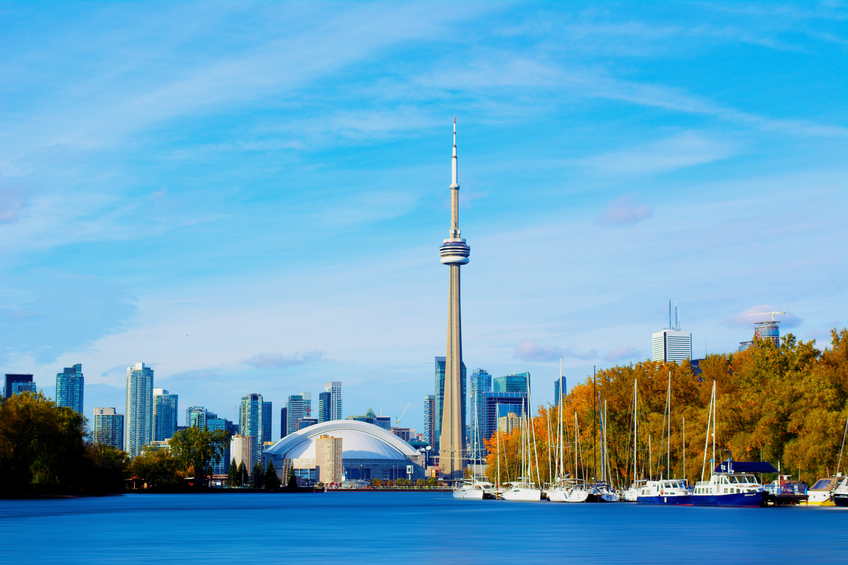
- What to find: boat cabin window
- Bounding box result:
[812,479,833,490]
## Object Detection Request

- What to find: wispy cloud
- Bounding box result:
[0,184,30,224]
[515,339,597,362]
[578,132,735,174]
[604,346,641,362]
[243,351,325,369]
[599,194,654,227]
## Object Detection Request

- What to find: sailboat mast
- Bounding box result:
[633,379,638,484]
[682,416,686,481]
[667,370,671,480]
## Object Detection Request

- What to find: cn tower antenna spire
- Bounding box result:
[451,117,458,188]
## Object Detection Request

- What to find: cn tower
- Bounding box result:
[438,118,470,482]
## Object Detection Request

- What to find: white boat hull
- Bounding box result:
[453,488,485,500]
[503,488,542,502]
[548,488,589,503]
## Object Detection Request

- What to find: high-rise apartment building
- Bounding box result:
[186,406,211,429]
[424,395,435,447]
[318,391,331,423]
[554,376,567,407]
[469,369,492,462]
[434,356,466,454]
[55,364,84,414]
[239,394,271,462]
[206,416,234,475]
[315,435,343,485]
[286,393,311,436]
[153,388,178,441]
[262,400,272,446]
[4,374,34,398]
[280,407,287,438]
[126,362,154,457]
[230,434,256,471]
[325,381,342,420]
[93,407,125,450]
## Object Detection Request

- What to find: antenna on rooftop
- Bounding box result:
[675,300,679,331]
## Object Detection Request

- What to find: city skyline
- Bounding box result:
[1,2,845,436]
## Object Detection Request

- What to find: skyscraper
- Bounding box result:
[494,373,530,394]
[554,376,568,407]
[93,407,124,451]
[652,300,692,362]
[424,395,435,447]
[239,393,270,462]
[470,369,492,462]
[126,362,154,457]
[186,406,211,429]
[280,407,287,439]
[433,356,466,454]
[153,388,178,441]
[438,119,471,481]
[318,391,331,423]
[55,364,84,414]
[4,374,34,398]
[325,381,342,420]
[262,400,272,446]
[286,393,311,436]
[483,391,528,444]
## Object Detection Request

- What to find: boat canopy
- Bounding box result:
[714,461,778,474]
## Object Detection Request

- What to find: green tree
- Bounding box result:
[227,458,238,487]
[264,461,281,489]
[416,478,426,487]
[426,476,437,487]
[238,462,248,486]
[0,391,88,496]
[371,478,383,487]
[251,461,264,489]
[129,446,181,489]
[84,443,129,494]
[168,427,230,488]
[287,467,298,489]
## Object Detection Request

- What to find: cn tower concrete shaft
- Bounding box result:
[438,119,470,482]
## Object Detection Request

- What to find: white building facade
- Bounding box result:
[652,329,693,363]
[126,363,154,457]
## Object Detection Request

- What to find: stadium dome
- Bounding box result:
[262,420,425,483]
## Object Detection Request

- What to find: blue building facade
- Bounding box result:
[56,364,84,414]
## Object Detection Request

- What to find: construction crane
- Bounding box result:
[396,401,412,426]
[748,311,786,322]
[229,406,237,421]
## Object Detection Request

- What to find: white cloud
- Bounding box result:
[726,305,803,329]
[243,351,326,370]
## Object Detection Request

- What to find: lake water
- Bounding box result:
[2,492,846,564]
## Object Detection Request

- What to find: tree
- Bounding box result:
[416,478,426,487]
[264,461,281,489]
[287,467,297,489]
[426,477,437,487]
[251,461,264,489]
[227,458,238,487]
[84,442,129,494]
[238,462,247,487]
[371,478,383,487]
[168,426,230,488]
[129,446,181,489]
[0,391,88,496]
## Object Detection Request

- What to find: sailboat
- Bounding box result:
[503,413,542,501]
[622,379,643,502]
[549,411,590,503]
[637,371,693,505]
[691,381,766,507]
[454,393,493,500]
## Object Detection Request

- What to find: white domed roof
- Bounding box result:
[264,420,419,462]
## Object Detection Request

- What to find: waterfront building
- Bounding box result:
[240,393,271,461]
[286,393,311,436]
[298,417,318,430]
[230,434,256,471]
[153,388,178,441]
[93,407,124,450]
[494,373,530,394]
[424,395,435,447]
[263,420,426,483]
[4,374,34,398]
[280,407,287,438]
[433,356,467,454]
[55,364,84,414]
[126,362,154,457]
[470,369,492,462]
[483,392,528,445]
[315,434,343,485]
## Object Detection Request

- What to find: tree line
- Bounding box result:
[484,329,848,487]
[0,391,287,496]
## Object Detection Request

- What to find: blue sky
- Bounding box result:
[1,1,846,439]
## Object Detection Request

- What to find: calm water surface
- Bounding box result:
[2,492,846,564]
